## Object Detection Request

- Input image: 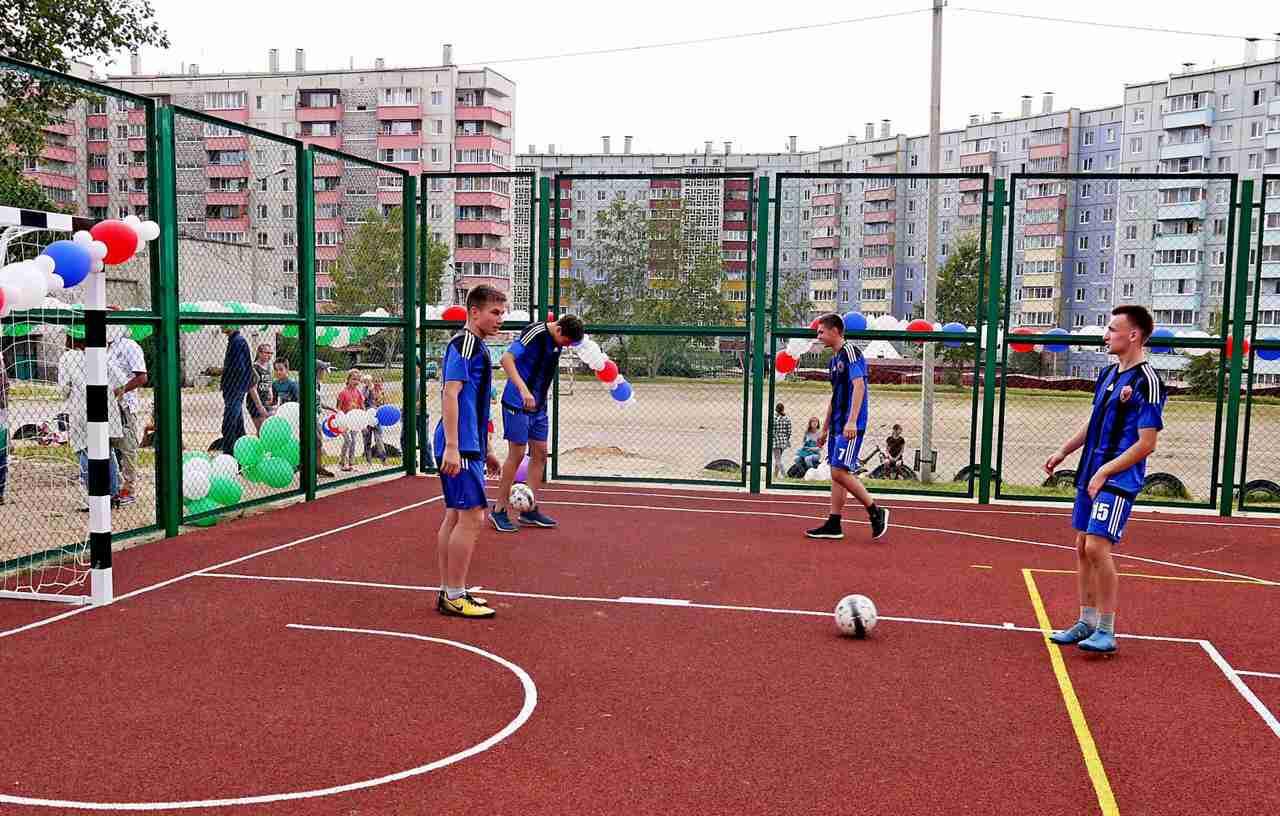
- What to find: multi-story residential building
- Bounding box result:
[18,47,517,311]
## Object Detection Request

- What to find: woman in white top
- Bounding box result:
[58,331,127,509]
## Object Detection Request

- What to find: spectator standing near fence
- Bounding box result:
[337,369,364,472]
[106,319,147,504]
[218,326,253,456]
[248,342,274,432]
[772,402,792,479]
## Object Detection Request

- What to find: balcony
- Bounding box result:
[206,162,250,179]
[865,162,897,174]
[1157,200,1207,220]
[128,108,147,125]
[87,194,109,208]
[1266,131,1280,152]
[128,138,147,152]
[314,162,343,178]
[315,218,344,234]
[208,107,250,124]
[958,202,982,217]
[1023,222,1062,237]
[1026,194,1067,211]
[1029,143,1069,160]
[1153,233,1205,251]
[959,177,986,192]
[88,167,108,182]
[456,219,511,236]
[1151,262,1202,279]
[86,114,109,131]
[811,236,839,249]
[864,186,895,202]
[455,247,511,264]
[863,210,895,224]
[722,220,748,232]
[1158,178,1206,191]
[864,232,894,246]
[377,104,422,121]
[455,106,511,127]
[300,134,343,150]
[128,163,149,179]
[813,215,840,229]
[456,191,510,208]
[1159,140,1211,161]
[42,120,76,137]
[724,198,750,212]
[454,162,507,175]
[317,245,341,261]
[1023,247,1063,262]
[725,179,750,192]
[297,105,342,122]
[40,144,76,163]
[88,142,108,156]
[813,193,841,207]
[378,190,405,206]
[959,150,994,167]
[205,136,249,151]
[205,191,249,206]
[129,192,149,207]
[455,134,511,153]
[27,171,76,191]
[810,258,838,271]
[206,217,249,232]
[1162,107,1215,130]
[315,190,342,205]
[1151,292,1203,310]
[376,133,422,150]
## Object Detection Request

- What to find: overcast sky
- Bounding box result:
[106,0,1277,154]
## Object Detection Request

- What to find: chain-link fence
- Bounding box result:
[1239,174,1280,511]
[766,173,987,496]
[996,174,1238,507]
[548,173,752,484]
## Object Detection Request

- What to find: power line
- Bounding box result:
[463,8,932,66]
[950,6,1262,41]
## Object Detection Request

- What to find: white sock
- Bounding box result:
[1081,606,1100,627]
[446,586,465,600]
[1098,612,1115,634]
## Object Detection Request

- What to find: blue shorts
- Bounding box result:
[1072,488,1135,543]
[502,404,549,445]
[438,456,487,510]
[827,430,865,472]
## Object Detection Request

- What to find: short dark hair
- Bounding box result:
[466,285,508,312]
[274,358,290,369]
[556,314,586,343]
[1112,305,1154,341]
[817,313,844,334]
[776,402,785,412]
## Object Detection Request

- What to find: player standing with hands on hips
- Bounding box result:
[434,285,506,619]
[1044,305,1165,653]
[805,313,890,541]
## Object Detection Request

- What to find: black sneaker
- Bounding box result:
[805,517,844,539]
[869,505,890,540]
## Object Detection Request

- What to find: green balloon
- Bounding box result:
[130,324,154,341]
[262,456,294,489]
[278,438,301,468]
[208,476,243,506]
[348,326,368,344]
[225,301,248,313]
[66,324,86,340]
[282,325,299,338]
[4,323,32,337]
[243,459,267,484]
[317,327,339,347]
[232,435,264,468]
[259,416,293,453]
[186,497,220,526]
[179,303,201,333]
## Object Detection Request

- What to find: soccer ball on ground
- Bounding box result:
[509,483,535,513]
[834,594,878,638]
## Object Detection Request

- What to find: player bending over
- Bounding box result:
[434,285,506,619]
[1044,305,1165,653]
[490,314,585,532]
[805,313,889,541]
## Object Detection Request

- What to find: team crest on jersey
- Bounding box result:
[833,361,845,374]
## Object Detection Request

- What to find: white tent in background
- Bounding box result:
[863,340,902,360]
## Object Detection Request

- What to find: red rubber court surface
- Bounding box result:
[1,478,1278,815]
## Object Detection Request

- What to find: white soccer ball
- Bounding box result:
[509,483,535,513]
[834,594,878,638]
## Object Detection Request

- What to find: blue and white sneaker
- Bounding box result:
[1048,620,1095,645]
[518,507,558,528]
[1078,629,1117,653]
[490,508,518,533]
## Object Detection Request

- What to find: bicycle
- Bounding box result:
[854,444,917,481]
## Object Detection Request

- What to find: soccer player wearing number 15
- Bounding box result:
[1044,305,1166,654]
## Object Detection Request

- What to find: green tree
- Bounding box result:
[330,207,422,368]
[0,165,60,211]
[912,233,986,369]
[774,267,813,329]
[1184,352,1219,396]
[420,225,449,305]
[2,1,169,191]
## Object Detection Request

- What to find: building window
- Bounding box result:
[1083,130,1095,146]
[1132,107,1146,124]
[1129,136,1143,154]
[204,92,247,110]
[1081,182,1091,198]
[430,90,443,106]
[1252,88,1265,107]
[1105,126,1116,143]
[1079,209,1091,225]
[1076,287,1086,302]
[1251,121,1265,139]
[1078,236,1089,251]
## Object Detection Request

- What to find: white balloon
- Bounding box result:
[210,454,239,480]
[32,255,56,275]
[786,338,813,358]
[275,401,301,426]
[610,375,628,391]
[140,221,161,242]
[188,457,212,479]
[873,314,899,331]
[587,355,609,372]
[44,270,65,291]
[329,327,350,349]
[89,240,108,261]
[579,339,601,358]
[182,465,211,501]
[72,230,93,246]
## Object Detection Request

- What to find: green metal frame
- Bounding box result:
[1239,174,1280,512]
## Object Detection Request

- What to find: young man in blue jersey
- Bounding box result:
[490,314,586,532]
[806,313,890,540]
[434,285,506,619]
[1045,305,1165,653]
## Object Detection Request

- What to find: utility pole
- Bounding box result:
[920,0,943,483]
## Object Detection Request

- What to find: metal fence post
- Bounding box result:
[538,177,551,321]
[978,179,1005,504]
[1219,178,1253,516]
[298,148,317,501]
[401,174,418,476]
[152,105,183,536]
[749,176,770,494]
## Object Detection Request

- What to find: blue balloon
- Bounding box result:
[376,404,402,426]
[610,381,633,402]
[841,311,868,333]
[41,240,93,288]
[942,321,967,348]
[1150,326,1176,354]
[1044,328,1071,353]
[1256,338,1280,362]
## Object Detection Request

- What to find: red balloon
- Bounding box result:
[487,420,495,434]
[808,317,822,330]
[1009,327,1036,353]
[595,360,619,383]
[775,351,798,374]
[1225,336,1251,358]
[89,220,138,265]
[441,305,467,321]
[547,312,556,322]
[906,318,933,342]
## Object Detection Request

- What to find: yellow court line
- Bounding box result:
[1021,569,1120,816]
[1030,568,1268,586]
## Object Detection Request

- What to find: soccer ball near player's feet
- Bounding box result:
[834,594,878,638]
[509,483,535,513]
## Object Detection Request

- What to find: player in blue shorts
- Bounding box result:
[805,313,889,541]
[433,285,506,619]
[1044,305,1165,653]
[490,314,585,532]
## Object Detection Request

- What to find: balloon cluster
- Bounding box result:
[320,404,402,438]
[0,217,158,316]
[574,335,633,405]
[774,336,817,374]
[172,302,391,347]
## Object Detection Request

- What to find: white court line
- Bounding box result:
[1199,640,1280,739]
[0,623,537,811]
[536,499,1280,586]
[1236,670,1280,680]
[0,496,445,640]
[534,486,1280,530]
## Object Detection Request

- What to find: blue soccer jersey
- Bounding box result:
[1075,361,1166,496]
[501,321,561,413]
[828,343,869,432]
[434,329,492,458]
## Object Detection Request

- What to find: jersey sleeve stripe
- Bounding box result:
[521,323,547,345]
